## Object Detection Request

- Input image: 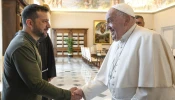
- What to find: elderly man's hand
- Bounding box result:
[70,87,82,100]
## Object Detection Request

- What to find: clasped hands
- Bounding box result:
[70,87,84,100]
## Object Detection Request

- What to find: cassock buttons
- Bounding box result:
[117,45,119,49]
[120,45,123,48]
[109,75,112,79]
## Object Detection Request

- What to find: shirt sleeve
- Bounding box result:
[81,79,108,100]
[12,45,71,100]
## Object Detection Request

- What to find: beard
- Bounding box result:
[32,24,45,37]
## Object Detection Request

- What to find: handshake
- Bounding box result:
[69,87,84,100]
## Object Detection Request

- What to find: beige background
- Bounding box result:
[1,3,175,80]
[50,11,154,48]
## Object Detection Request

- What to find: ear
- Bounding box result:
[124,15,130,26]
[26,19,33,29]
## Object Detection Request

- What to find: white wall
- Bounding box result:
[51,11,153,48]
[153,6,175,55]
[51,11,109,48]
[154,7,175,34]
[135,13,154,30]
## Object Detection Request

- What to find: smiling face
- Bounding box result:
[32,11,50,37]
[106,8,126,41]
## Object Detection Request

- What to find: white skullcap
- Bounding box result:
[112,3,135,17]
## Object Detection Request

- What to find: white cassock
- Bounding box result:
[82,24,175,100]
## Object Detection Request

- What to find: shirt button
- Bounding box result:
[113,90,115,93]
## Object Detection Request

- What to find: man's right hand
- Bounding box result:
[70,87,82,100]
[73,88,84,100]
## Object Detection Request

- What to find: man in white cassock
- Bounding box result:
[74,3,175,100]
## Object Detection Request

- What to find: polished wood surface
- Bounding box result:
[52,28,88,57]
[2,0,27,55]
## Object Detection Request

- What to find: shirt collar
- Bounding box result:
[120,24,137,42]
[17,30,37,46]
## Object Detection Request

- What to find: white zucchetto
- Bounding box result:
[112,3,135,17]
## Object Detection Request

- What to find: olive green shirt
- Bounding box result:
[2,31,71,100]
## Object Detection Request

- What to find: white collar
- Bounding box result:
[120,24,137,42]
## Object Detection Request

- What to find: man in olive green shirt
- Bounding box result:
[2,4,81,100]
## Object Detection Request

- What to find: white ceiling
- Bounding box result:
[33,0,175,13]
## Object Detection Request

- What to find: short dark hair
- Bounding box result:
[21,4,49,26]
[135,15,144,20]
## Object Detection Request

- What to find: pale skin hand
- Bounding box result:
[73,88,84,99]
[70,87,82,100]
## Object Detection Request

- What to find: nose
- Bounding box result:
[47,22,51,28]
[106,23,108,30]
[106,22,112,31]
[106,25,111,31]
